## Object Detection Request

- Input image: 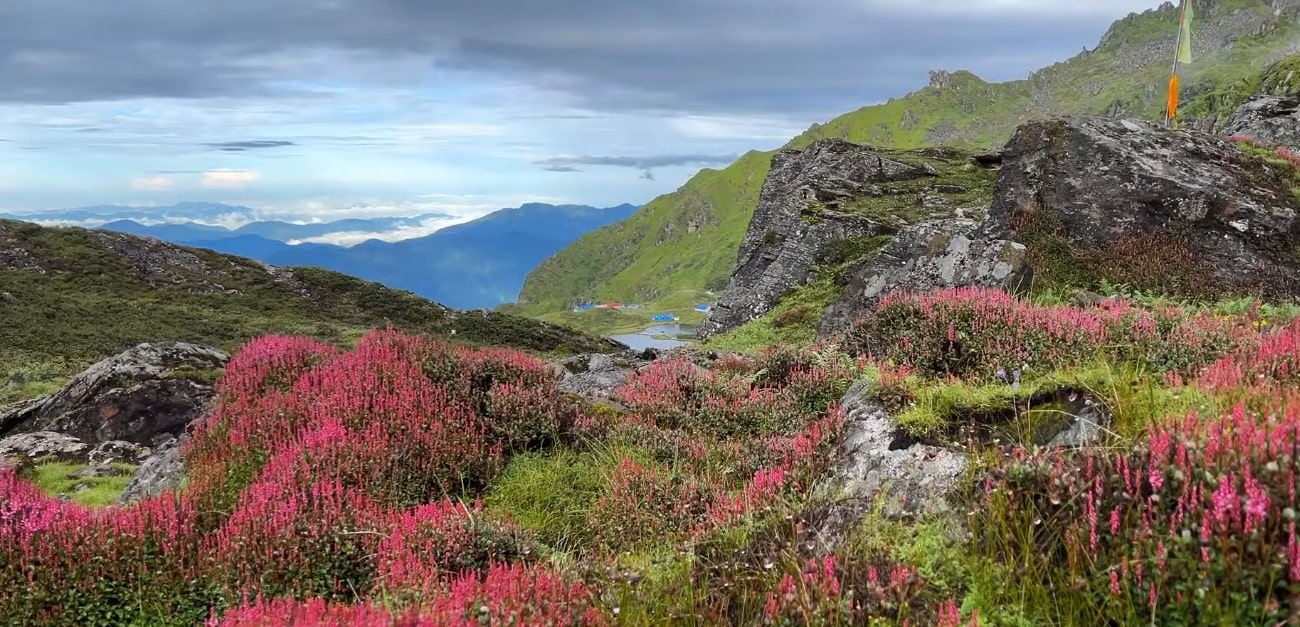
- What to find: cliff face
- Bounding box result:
[696,141,998,339]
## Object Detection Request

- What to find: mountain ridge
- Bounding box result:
[0,218,619,401]
[93,202,639,310]
[516,0,1300,318]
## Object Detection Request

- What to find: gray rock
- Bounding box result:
[818,218,1030,339]
[0,431,89,463]
[553,351,653,400]
[698,139,939,339]
[68,463,130,480]
[1041,393,1113,449]
[88,440,152,465]
[0,341,228,446]
[1221,95,1300,152]
[116,436,185,505]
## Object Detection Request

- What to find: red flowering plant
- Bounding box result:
[846,287,1251,382]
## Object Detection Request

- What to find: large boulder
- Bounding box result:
[0,341,228,446]
[818,218,1030,339]
[553,351,647,400]
[985,115,1300,300]
[1221,95,1300,152]
[698,140,993,339]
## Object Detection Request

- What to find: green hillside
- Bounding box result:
[0,219,615,403]
[517,0,1300,321]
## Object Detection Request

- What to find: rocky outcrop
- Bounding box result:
[0,341,227,447]
[827,378,1112,522]
[697,141,920,338]
[986,116,1300,300]
[1222,95,1300,151]
[699,140,996,339]
[818,219,1030,339]
[553,351,650,400]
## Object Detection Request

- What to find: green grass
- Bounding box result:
[0,358,77,404]
[21,462,136,507]
[517,150,775,314]
[525,288,715,338]
[0,219,615,380]
[515,5,1298,325]
[484,446,645,550]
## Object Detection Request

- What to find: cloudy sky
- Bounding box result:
[0,0,1166,220]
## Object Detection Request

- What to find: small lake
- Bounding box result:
[609,323,700,351]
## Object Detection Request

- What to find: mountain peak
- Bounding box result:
[926,69,986,90]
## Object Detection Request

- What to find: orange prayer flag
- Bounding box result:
[1167,75,1181,120]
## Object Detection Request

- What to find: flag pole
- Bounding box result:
[1165,0,1188,128]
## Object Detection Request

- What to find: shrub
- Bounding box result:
[847,287,1248,380]
[376,499,539,604]
[588,456,715,551]
[0,467,215,625]
[212,563,606,626]
[971,398,1300,624]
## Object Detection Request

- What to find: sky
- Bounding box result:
[0,0,1169,223]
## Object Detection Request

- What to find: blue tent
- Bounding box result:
[651,313,676,322]
[694,304,712,312]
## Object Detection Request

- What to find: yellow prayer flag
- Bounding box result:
[1177,1,1194,64]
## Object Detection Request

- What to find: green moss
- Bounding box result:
[816,235,895,273]
[170,366,226,384]
[22,462,136,507]
[884,362,1210,442]
[705,274,843,353]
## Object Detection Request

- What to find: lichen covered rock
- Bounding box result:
[1222,95,1300,152]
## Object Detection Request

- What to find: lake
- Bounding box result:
[608,323,699,351]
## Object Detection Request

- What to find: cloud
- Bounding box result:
[0,0,1165,117]
[130,175,174,191]
[287,215,478,246]
[201,169,261,189]
[536,153,739,171]
[206,140,296,152]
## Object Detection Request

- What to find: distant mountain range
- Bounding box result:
[85,202,640,310]
[0,202,458,242]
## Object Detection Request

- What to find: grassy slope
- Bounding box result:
[517,150,774,314]
[0,219,615,399]
[517,0,1299,324]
